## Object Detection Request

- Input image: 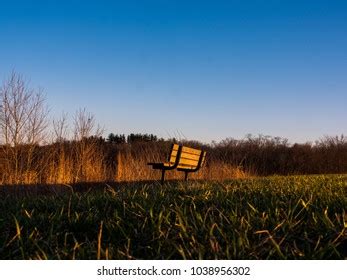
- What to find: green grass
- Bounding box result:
[0,175,346,259]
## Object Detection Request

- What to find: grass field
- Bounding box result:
[0,175,346,259]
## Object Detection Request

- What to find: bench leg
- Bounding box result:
[184,172,188,181]
[161,170,166,185]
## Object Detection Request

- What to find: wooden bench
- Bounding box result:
[148,144,206,184]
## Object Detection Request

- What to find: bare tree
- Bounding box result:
[53,112,69,143]
[0,71,49,183]
[73,108,97,141]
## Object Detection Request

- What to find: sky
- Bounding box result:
[0,0,346,144]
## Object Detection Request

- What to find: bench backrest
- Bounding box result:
[178,146,206,170]
[168,144,181,165]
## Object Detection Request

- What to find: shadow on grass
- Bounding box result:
[0,179,204,197]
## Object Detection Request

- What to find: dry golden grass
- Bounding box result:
[1,144,247,185]
[114,148,248,182]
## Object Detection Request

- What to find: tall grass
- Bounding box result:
[114,142,247,182]
[0,140,247,185]
[1,175,346,259]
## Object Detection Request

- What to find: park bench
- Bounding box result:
[148,144,206,184]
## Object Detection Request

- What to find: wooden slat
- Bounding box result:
[178,158,199,167]
[177,164,195,170]
[181,146,201,155]
[171,144,179,151]
[169,155,177,164]
[180,152,200,161]
[169,154,177,162]
[169,145,179,163]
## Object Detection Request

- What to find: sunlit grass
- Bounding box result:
[0,175,346,259]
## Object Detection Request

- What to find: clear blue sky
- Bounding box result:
[1,0,346,143]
